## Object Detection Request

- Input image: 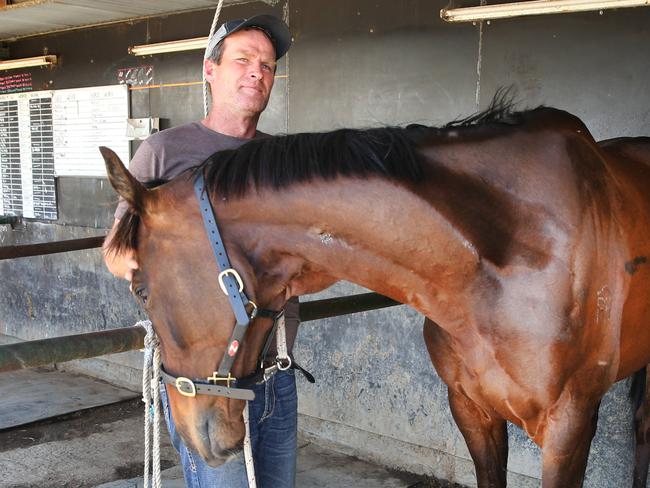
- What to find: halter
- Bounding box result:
[159,171,286,400]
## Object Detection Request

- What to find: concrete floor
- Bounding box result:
[0,367,457,488]
[0,368,137,429]
[0,397,418,487]
[97,438,423,488]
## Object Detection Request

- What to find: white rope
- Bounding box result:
[276,314,290,365]
[243,403,257,488]
[242,315,289,488]
[475,0,487,109]
[140,319,162,488]
[203,0,226,117]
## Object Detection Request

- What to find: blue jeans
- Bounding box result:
[160,369,298,488]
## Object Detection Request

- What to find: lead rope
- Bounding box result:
[243,402,256,485]
[140,319,162,488]
[276,314,291,367]
[243,316,289,485]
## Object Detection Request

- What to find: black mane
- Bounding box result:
[107,92,525,255]
[446,88,522,128]
[198,88,523,199]
[198,126,425,199]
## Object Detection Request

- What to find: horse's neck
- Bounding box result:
[227,175,481,326]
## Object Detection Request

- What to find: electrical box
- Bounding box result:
[126,117,159,140]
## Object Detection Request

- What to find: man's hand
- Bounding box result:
[103,219,139,282]
[123,254,139,282]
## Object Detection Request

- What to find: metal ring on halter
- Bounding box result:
[276,355,292,371]
[248,300,258,319]
[218,268,244,295]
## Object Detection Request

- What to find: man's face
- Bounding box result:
[206,29,277,117]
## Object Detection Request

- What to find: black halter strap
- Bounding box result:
[159,173,259,400]
[159,172,313,400]
[194,172,257,378]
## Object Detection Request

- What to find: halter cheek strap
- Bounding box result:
[194,172,255,378]
[159,172,313,401]
[159,172,282,400]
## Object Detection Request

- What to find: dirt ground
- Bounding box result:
[0,398,463,488]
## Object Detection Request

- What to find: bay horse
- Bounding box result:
[101,103,650,487]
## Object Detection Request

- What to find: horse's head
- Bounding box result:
[100,147,280,466]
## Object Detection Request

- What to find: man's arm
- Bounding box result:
[102,218,138,281]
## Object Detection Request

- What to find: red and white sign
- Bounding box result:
[228,340,240,357]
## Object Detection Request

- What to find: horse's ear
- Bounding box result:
[99,146,148,215]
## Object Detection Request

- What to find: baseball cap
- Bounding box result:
[204,14,292,61]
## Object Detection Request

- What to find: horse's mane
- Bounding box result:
[198,88,522,199]
[445,88,521,128]
[107,91,524,255]
[198,126,425,199]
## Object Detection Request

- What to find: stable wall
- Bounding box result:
[1,1,649,486]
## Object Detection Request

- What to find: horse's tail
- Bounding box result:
[631,366,647,412]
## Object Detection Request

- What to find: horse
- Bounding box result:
[101,102,650,487]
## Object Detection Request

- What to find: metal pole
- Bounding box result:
[0,216,18,226]
[299,292,400,322]
[0,236,105,260]
[0,293,401,373]
[0,326,146,373]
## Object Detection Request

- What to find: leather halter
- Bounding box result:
[159,172,282,401]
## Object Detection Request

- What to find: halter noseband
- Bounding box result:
[159,172,282,401]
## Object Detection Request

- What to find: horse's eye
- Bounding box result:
[133,286,149,305]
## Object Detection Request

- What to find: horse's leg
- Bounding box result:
[448,389,509,488]
[632,366,650,488]
[539,399,600,488]
[423,318,508,487]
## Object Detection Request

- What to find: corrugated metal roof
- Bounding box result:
[0,0,264,41]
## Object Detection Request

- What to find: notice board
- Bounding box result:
[0,84,129,219]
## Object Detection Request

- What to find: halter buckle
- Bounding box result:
[175,377,197,397]
[218,268,244,295]
[207,372,236,388]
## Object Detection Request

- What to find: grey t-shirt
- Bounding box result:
[114,121,267,218]
[114,121,299,356]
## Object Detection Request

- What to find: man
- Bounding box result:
[103,14,299,488]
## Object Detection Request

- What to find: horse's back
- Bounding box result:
[600,136,650,168]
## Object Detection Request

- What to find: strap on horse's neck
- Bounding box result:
[161,173,311,401]
[194,172,253,378]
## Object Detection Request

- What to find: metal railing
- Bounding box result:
[0,238,401,373]
[0,236,105,260]
[0,216,19,226]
